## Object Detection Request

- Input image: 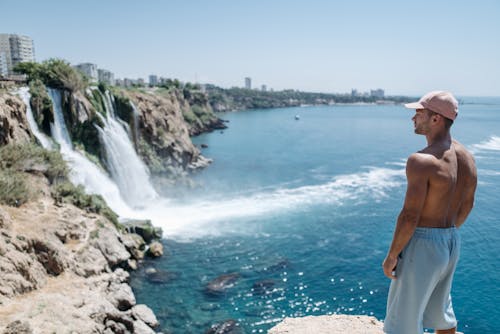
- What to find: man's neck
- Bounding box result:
[426,130,451,147]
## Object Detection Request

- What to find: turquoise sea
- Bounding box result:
[130,99,500,333]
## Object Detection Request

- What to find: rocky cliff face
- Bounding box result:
[122,90,212,175]
[0,169,161,333]
[0,93,32,145]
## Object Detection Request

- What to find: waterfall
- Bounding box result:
[48,89,73,150]
[16,87,53,149]
[130,101,140,150]
[96,90,158,206]
[46,88,135,216]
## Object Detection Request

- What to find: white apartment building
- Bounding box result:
[98,68,115,86]
[0,33,35,76]
[0,51,8,77]
[245,77,251,89]
[74,63,98,83]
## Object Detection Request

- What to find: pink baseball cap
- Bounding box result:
[404,91,458,120]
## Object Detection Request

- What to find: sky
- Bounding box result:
[1,0,499,96]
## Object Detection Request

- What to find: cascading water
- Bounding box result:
[16,87,53,149]
[96,90,158,207]
[130,101,140,150]
[46,88,135,217]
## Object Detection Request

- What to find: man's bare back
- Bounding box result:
[411,140,476,228]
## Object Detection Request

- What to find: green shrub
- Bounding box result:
[0,169,31,206]
[14,59,87,92]
[52,181,119,227]
[0,143,68,183]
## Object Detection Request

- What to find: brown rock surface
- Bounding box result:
[0,173,159,333]
[0,93,33,145]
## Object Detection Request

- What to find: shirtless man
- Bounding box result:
[382,91,477,334]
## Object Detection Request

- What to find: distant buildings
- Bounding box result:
[261,84,267,92]
[245,77,251,89]
[98,69,115,86]
[352,88,385,99]
[74,63,98,83]
[370,89,384,98]
[149,75,158,86]
[0,33,35,76]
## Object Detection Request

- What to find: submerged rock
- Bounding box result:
[144,267,178,284]
[205,273,240,296]
[205,319,243,334]
[252,279,275,295]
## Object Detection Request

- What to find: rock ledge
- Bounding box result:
[269,315,384,334]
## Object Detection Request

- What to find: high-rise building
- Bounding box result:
[0,33,35,76]
[245,77,251,89]
[149,75,158,86]
[261,84,267,92]
[98,69,115,86]
[0,51,8,77]
[74,63,98,83]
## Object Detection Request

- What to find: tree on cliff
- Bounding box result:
[14,59,87,93]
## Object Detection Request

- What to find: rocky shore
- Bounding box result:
[0,179,163,333]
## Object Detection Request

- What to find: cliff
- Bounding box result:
[0,85,214,332]
[0,93,33,145]
[0,145,160,333]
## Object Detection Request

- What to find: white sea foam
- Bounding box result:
[470,135,500,153]
[141,166,405,238]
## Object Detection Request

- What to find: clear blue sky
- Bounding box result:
[1,0,499,96]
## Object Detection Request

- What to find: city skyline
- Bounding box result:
[1,0,499,96]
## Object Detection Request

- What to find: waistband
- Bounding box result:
[413,226,458,240]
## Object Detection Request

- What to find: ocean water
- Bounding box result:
[130,99,500,333]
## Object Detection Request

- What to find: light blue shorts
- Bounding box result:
[384,227,460,334]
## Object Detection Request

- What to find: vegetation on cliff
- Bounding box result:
[0,143,117,224]
[14,59,87,92]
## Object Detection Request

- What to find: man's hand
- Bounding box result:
[383,254,398,279]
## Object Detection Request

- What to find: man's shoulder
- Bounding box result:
[452,139,475,160]
[406,153,435,175]
[407,152,435,167]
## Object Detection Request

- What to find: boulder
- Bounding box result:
[133,320,156,334]
[121,219,162,243]
[121,233,146,260]
[147,241,163,257]
[107,282,136,311]
[92,227,130,267]
[131,304,159,328]
[2,320,33,334]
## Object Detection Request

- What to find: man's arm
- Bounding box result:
[382,154,429,279]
